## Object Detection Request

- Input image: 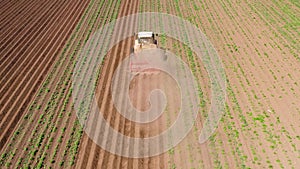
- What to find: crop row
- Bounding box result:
[0,0,122,168]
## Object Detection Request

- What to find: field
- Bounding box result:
[0,0,299,168]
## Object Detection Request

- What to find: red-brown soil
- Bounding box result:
[1,0,299,168]
[0,0,90,149]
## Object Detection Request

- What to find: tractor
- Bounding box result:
[133,32,158,53]
[130,32,167,73]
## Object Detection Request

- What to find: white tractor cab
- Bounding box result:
[130,32,167,73]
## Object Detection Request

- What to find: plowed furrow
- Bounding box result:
[0,0,90,150]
